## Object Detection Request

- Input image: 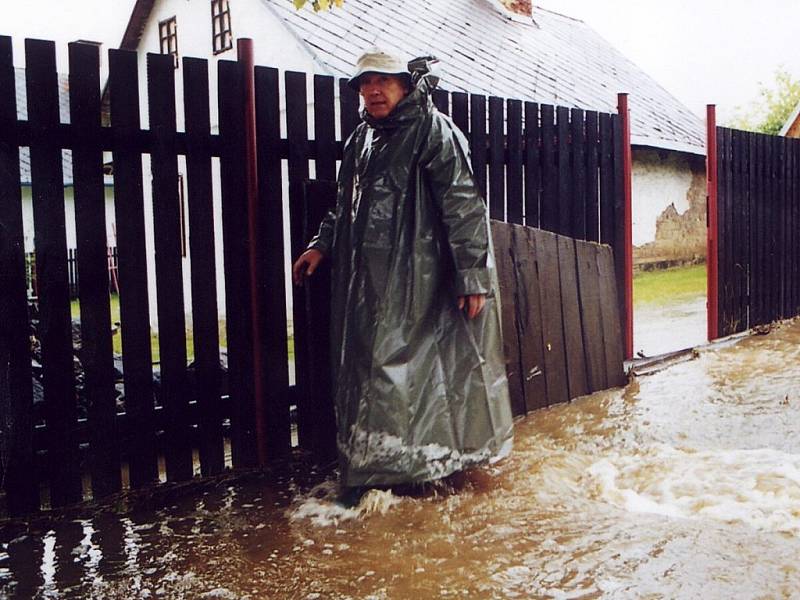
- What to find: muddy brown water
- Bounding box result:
[2,319,800,599]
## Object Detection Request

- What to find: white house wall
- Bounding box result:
[21,186,117,253]
[132,0,324,330]
[631,147,706,257]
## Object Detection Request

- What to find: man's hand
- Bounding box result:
[292,249,324,286]
[457,294,486,319]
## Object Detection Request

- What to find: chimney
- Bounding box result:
[498,0,532,17]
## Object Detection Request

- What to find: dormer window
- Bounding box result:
[212,0,233,54]
[159,16,179,68]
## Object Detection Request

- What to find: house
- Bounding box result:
[16,69,117,295]
[780,100,800,137]
[115,0,708,326]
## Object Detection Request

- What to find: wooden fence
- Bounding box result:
[711,125,800,337]
[26,247,118,298]
[0,37,627,516]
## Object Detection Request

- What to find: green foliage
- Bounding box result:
[728,68,800,135]
[293,0,344,10]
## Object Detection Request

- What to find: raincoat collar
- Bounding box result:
[361,74,438,130]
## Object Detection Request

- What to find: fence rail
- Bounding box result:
[0,36,627,516]
[713,125,800,336]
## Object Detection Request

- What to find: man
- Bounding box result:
[292,50,512,494]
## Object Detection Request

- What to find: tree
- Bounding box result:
[728,68,800,135]
[293,0,344,10]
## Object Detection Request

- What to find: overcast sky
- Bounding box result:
[3,0,799,123]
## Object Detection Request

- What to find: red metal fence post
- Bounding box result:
[617,93,633,360]
[237,38,267,465]
[706,105,719,340]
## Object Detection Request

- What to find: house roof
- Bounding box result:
[779,99,800,137]
[265,0,706,154]
[119,0,705,154]
[15,69,113,186]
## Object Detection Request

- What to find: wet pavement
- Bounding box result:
[2,318,800,599]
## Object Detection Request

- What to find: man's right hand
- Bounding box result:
[292,248,324,286]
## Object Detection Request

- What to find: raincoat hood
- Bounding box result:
[309,71,513,487]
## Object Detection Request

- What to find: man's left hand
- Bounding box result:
[457,294,486,319]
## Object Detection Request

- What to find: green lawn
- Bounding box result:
[70,294,294,364]
[633,263,707,307]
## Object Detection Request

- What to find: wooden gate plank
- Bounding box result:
[540,104,557,233]
[69,42,120,498]
[183,57,224,475]
[533,229,569,406]
[523,102,540,229]
[506,99,523,225]
[585,111,600,243]
[108,48,158,486]
[314,75,337,182]
[596,244,626,388]
[469,94,487,199]
[571,108,586,241]
[338,78,360,144]
[557,106,572,237]
[432,89,449,115]
[514,225,548,411]
[256,66,291,459]
[575,242,607,392]
[557,235,588,399]
[0,35,39,514]
[598,112,614,246]
[147,52,192,482]
[451,92,469,138]
[488,96,504,221]
[26,39,82,506]
[490,223,525,416]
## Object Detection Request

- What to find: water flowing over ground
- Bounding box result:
[634,295,707,358]
[2,319,800,599]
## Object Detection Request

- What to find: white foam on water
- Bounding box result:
[586,444,800,536]
[289,481,403,527]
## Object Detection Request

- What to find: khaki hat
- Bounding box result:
[348,49,411,90]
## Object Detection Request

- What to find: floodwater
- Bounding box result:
[634,294,707,358]
[2,320,800,599]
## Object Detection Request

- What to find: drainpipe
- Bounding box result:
[237,38,267,465]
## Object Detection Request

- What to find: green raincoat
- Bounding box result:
[308,75,513,487]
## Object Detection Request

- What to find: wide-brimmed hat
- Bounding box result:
[347,49,411,90]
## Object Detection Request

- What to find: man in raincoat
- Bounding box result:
[292,50,513,492]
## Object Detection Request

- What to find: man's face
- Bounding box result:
[359,73,408,119]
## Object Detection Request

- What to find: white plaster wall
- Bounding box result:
[631,147,697,247]
[21,186,116,253]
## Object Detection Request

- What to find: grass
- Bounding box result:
[70,293,295,364]
[633,263,707,307]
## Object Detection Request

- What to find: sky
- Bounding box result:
[3,0,800,123]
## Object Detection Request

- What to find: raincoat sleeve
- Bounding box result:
[305,131,357,256]
[306,210,335,256]
[421,113,492,296]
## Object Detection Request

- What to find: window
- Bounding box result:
[159,16,179,68]
[211,0,233,54]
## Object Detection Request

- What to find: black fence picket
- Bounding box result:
[0,39,629,515]
[26,39,82,508]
